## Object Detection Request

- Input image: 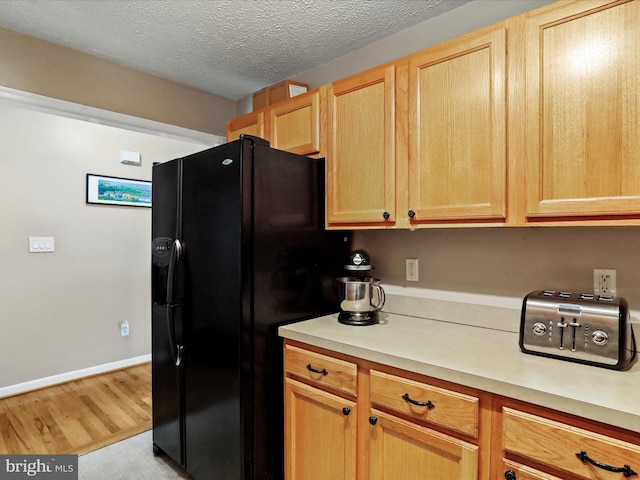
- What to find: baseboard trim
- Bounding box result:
[0,354,152,398]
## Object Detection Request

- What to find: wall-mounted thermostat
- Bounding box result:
[120,150,141,165]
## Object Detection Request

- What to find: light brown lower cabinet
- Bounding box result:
[284,341,488,480]
[284,378,357,480]
[369,409,478,480]
[285,340,640,480]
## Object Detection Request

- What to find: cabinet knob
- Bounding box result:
[342,407,351,416]
[408,210,416,218]
[383,211,390,220]
[504,470,516,480]
[369,416,378,425]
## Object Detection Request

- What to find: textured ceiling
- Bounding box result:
[0,0,470,101]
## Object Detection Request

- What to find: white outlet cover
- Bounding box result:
[593,268,616,295]
[406,258,419,281]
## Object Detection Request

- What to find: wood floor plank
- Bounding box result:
[0,399,50,453]
[0,363,152,455]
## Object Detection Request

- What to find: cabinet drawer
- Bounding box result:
[284,344,357,397]
[369,370,479,438]
[503,408,640,480]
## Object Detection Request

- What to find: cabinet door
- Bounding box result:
[269,90,322,157]
[524,0,640,220]
[369,409,478,480]
[408,24,506,224]
[284,378,357,480]
[226,111,265,142]
[326,64,396,227]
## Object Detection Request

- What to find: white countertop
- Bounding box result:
[279,311,640,433]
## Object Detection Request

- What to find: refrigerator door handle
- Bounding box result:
[166,304,180,366]
[166,239,182,305]
[175,344,184,367]
[166,239,183,366]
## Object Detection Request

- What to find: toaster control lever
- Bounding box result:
[569,319,581,352]
[557,319,568,350]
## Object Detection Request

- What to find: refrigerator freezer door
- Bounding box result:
[151,159,185,466]
[180,141,245,480]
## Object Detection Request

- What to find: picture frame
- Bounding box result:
[86,173,152,208]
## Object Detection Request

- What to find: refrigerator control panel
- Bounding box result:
[152,237,173,259]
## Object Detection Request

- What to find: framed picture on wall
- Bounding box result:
[86,173,152,207]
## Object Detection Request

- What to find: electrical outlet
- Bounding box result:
[406,258,419,281]
[593,269,616,295]
[120,320,130,337]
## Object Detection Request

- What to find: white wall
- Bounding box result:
[0,103,214,389]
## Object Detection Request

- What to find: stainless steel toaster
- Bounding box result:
[519,290,636,370]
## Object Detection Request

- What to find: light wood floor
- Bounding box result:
[0,362,152,455]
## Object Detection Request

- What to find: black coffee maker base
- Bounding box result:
[338,311,379,326]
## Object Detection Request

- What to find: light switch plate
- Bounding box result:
[29,236,55,253]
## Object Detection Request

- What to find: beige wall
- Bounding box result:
[355,229,640,315]
[0,26,236,136]
[0,103,208,389]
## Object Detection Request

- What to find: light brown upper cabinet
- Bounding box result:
[407,23,507,225]
[226,110,266,142]
[325,22,507,229]
[269,89,323,157]
[326,64,397,227]
[226,0,640,228]
[522,0,640,223]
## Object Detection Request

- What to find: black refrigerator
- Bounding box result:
[151,135,350,480]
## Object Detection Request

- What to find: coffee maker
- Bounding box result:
[336,250,385,325]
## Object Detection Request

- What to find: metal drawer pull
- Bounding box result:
[504,470,516,480]
[369,416,378,425]
[342,407,351,416]
[402,393,435,409]
[306,363,328,376]
[576,451,637,477]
